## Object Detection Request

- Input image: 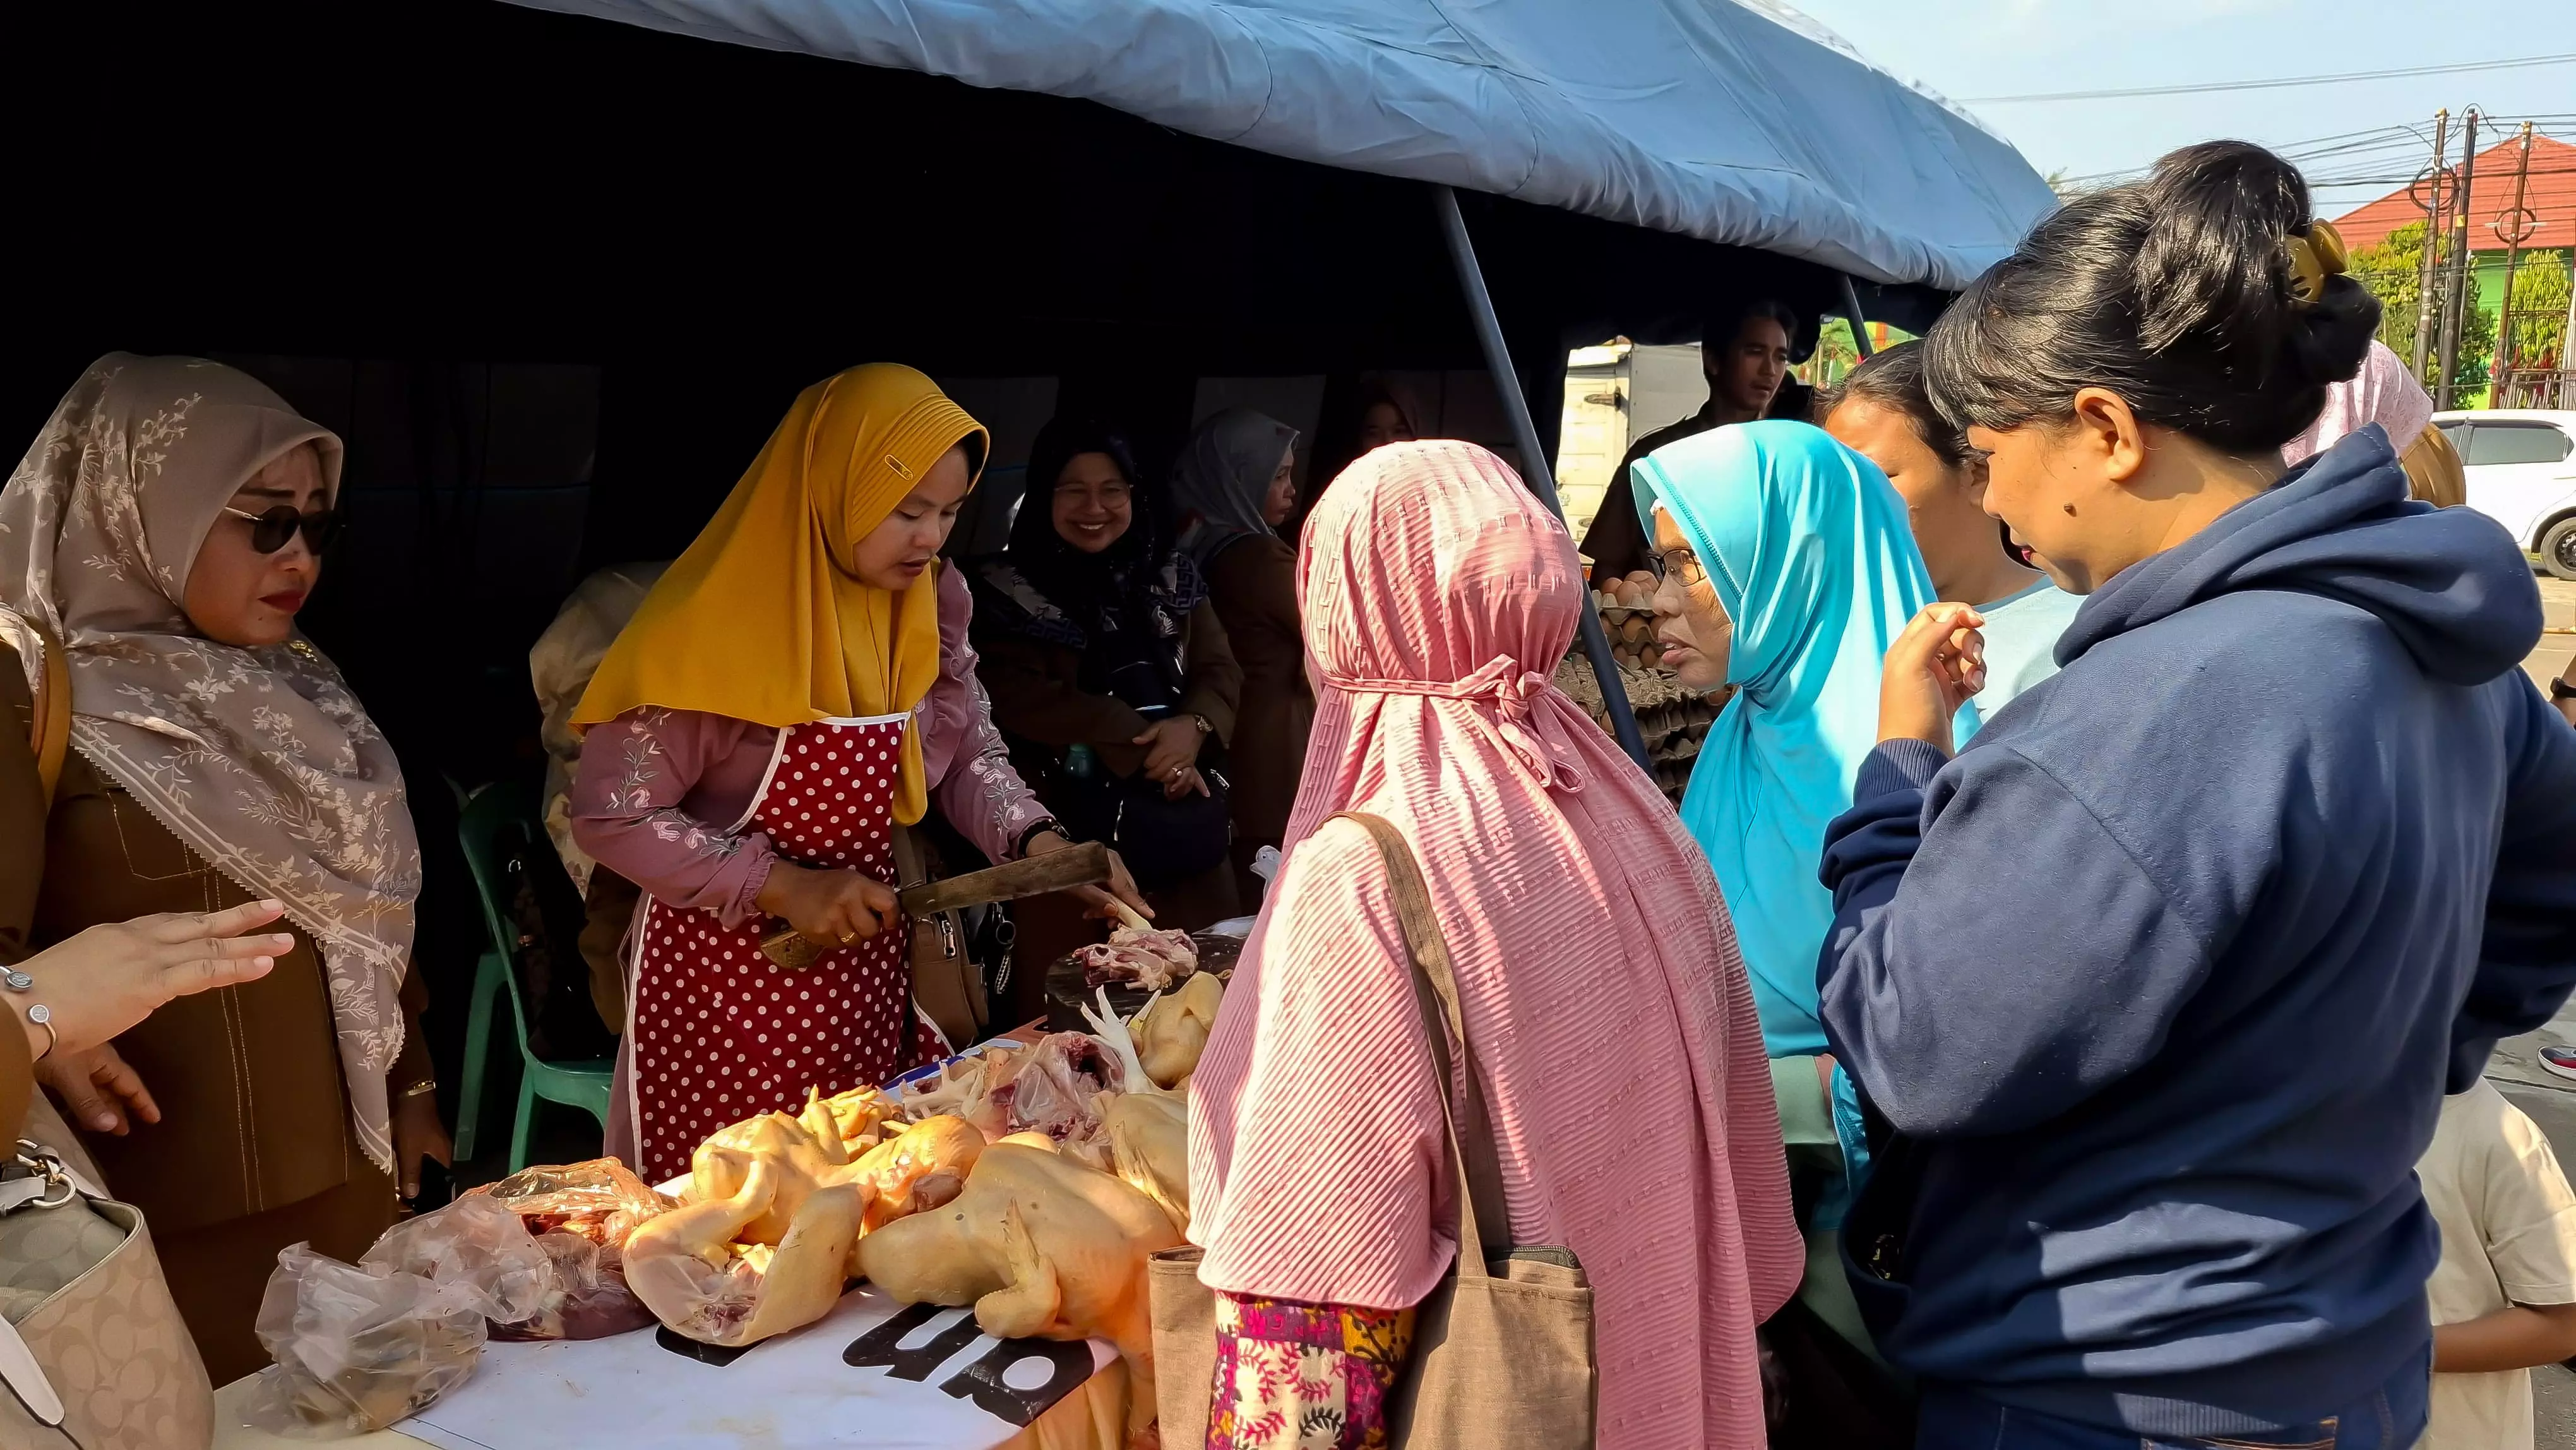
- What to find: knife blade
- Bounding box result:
[758,842,1113,970]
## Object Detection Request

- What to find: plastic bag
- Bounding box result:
[361,1194,554,1322]
[468,1157,672,1246]
[244,1245,492,1438]
[491,1231,660,1341]
[467,1158,673,1341]
[245,1197,555,1437]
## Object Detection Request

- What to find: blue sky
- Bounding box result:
[1786,0,2574,212]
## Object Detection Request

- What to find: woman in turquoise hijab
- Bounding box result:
[1635,418,1971,1357]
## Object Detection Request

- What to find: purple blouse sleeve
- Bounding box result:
[569,707,778,928]
[926,565,1053,865]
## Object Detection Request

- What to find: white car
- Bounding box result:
[2432,409,2576,580]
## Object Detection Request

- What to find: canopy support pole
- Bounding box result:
[1839,275,1876,359]
[1433,184,1652,772]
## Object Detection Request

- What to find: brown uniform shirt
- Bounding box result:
[0,643,428,1235]
[1200,534,1311,853]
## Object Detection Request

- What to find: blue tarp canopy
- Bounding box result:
[505,0,2056,292]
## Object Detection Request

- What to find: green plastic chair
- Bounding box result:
[453,777,614,1171]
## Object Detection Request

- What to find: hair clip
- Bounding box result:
[2282,218,2350,306]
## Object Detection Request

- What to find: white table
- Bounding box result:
[213,1288,1126,1450]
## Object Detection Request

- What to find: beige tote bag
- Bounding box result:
[0,1096,213,1450]
[1148,811,1596,1447]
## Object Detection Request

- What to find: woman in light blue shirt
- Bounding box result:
[1823,341,2082,719]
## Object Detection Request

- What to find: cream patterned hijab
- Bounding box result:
[0,355,419,1176]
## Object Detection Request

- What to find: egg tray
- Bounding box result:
[1553,653,1726,805]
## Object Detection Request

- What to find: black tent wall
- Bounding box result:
[1,0,1949,1136]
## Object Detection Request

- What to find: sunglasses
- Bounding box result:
[222,505,349,555]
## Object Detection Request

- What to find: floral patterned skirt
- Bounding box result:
[1207,1291,1416,1450]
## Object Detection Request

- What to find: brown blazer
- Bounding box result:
[0,643,429,1235]
[974,599,1244,781]
[1200,535,1311,851]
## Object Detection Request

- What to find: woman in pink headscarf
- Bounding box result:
[2282,339,2464,506]
[1188,440,1800,1448]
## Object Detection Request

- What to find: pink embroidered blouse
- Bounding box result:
[570,565,1051,926]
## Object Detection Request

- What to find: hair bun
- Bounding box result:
[2282,273,2380,386]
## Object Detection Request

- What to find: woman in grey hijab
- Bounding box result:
[1169,409,1307,907]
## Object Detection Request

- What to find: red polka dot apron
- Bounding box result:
[626,715,950,1182]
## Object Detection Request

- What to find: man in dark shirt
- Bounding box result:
[1580,298,1799,584]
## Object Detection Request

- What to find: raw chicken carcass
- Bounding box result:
[689,1111,847,1245]
[624,1156,864,1346]
[898,1034,1124,1147]
[858,1143,1183,1442]
[1103,1089,1189,1235]
[842,1115,987,1231]
[1131,971,1224,1088]
[1074,925,1199,992]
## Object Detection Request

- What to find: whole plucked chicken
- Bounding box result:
[857,1143,1183,1444]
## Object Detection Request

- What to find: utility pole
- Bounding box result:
[2491,123,2536,405]
[2436,108,2480,409]
[2411,109,2450,384]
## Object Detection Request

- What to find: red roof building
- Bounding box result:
[2334,133,2576,256]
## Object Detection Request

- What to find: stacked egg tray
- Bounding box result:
[1594,575,1669,672]
[1553,650,1726,806]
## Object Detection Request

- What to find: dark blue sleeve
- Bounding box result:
[2450,688,2576,1090]
[1815,740,2212,1139]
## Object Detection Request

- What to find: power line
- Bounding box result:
[1961,52,2576,104]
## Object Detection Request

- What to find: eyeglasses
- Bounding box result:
[222,505,348,556]
[1644,550,1707,589]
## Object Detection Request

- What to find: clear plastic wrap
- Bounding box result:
[494,1231,660,1341]
[468,1157,673,1246]
[245,1196,571,1436]
[244,1245,495,1439]
[359,1195,554,1321]
[467,1158,675,1341]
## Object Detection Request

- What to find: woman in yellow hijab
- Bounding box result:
[569,364,1146,1180]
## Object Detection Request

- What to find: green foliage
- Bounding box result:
[2502,250,2570,371]
[2348,221,2495,396]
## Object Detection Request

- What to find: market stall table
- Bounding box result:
[215,1293,1127,1450]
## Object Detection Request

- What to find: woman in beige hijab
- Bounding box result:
[0,354,442,1382]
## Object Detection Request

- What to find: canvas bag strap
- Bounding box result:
[1332,812,1511,1281]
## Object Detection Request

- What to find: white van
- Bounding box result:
[2432,410,2576,580]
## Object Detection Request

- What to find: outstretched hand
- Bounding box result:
[1879,602,1986,756]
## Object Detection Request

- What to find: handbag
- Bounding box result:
[0,1094,213,1450]
[890,824,987,1052]
[1148,811,1595,1448]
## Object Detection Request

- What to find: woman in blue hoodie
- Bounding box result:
[1817,141,2576,1447]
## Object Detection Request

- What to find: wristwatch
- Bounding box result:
[1185,713,1213,736]
[1014,818,1070,859]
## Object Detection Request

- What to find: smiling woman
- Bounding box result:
[967,415,1246,971]
[0,354,435,1382]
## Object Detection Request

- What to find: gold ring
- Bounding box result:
[838,932,857,946]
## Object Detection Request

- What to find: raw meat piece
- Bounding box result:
[897,1033,1124,1149]
[1075,925,1199,991]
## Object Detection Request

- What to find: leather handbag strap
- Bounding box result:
[31,623,66,808]
[1,611,68,808]
[1332,812,1512,1279]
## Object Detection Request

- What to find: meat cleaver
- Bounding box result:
[758,841,1111,970]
